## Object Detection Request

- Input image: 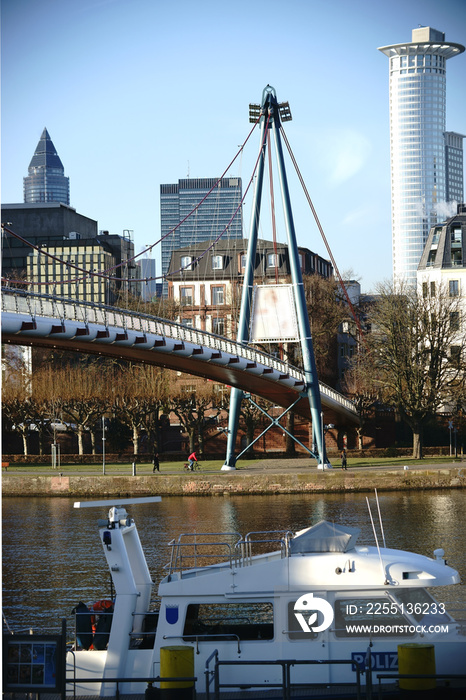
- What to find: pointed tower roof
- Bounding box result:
[28,128,65,172]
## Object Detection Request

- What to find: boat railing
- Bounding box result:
[239,530,294,565]
[166,532,243,574]
[166,530,294,575]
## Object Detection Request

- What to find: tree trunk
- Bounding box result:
[132,425,139,455]
[357,427,363,451]
[22,429,28,456]
[412,428,423,459]
[78,428,84,456]
[188,431,196,454]
[90,430,96,455]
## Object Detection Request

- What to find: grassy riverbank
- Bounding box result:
[2,456,465,497]
[2,454,463,475]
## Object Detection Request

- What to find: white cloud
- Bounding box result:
[307,128,372,188]
[327,130,372,186]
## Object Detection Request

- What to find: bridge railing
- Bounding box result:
[2,288,356,414]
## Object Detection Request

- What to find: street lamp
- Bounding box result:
[102,416,106,475]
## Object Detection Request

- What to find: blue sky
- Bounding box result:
[2,0,465,292]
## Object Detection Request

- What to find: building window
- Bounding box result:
[427,249,437,266]
[211,286,224,305]
[430,281,436,297]
[212,255,223,270]
[180,287,193,305]
[451,227,462,247]
[449,280,459,297]
[450,346,461,365]
[267,253,278,268]
[212,317,225,335]
[181,256,192,271]
[239,253,247,272]
[451,250,463,267]
[422,282,428,298]
[450,311,460,332]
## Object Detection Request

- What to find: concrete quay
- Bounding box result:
[2,458,465,497]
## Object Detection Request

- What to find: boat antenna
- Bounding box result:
[366,496,389,585]
[374,489,386,548]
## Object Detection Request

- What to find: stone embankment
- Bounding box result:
[2,462,465,497]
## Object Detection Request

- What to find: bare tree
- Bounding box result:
[303,273,349,386]
[171,383,225,455]
[342,357,381,450]
[112,365,170,456]
[57,365,111,455]
[363,280,465,458]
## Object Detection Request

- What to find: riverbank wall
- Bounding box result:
[2,466,466,497]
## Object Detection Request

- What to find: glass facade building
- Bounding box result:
[160,177,243,296]
[23,128,70,205]
[445,131,465,204]
[379,27,464,286]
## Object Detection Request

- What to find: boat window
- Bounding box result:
[286,602,318,641]
[334,597,414,638]
[393,589,451,625]
[129,611,158,650]
[183,602,273,641]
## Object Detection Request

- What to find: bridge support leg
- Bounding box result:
[222,105,268,472]
[221,387,243,471]
[271,101,331,469]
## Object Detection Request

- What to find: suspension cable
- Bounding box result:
[280,126,368,347]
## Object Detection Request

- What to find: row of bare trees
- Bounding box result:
[1,355,273,457]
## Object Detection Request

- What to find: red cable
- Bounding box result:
[267,130,279,284]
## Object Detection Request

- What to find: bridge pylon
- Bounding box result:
[222,86,332,471]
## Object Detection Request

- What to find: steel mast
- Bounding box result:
[222,86,331,470]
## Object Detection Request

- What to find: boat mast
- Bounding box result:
[222,86,330,470]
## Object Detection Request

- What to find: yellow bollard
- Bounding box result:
[160,645,194,699]
[397,643,436,690]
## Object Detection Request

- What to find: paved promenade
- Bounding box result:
[239,456,465,473]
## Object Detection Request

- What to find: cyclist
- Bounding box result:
[187,451,198,471]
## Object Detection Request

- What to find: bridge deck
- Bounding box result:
[1,291,359,426]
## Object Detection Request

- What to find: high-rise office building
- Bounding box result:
[160,177,243,295]
[23,128,70,205]
[445,132,465,204]
[379,27,464,286]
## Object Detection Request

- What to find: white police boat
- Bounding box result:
[68,496,465,697]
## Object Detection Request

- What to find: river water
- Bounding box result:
[2,490,466,636]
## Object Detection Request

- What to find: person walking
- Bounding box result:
[152,452,160,472]
[341,449,348,470]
